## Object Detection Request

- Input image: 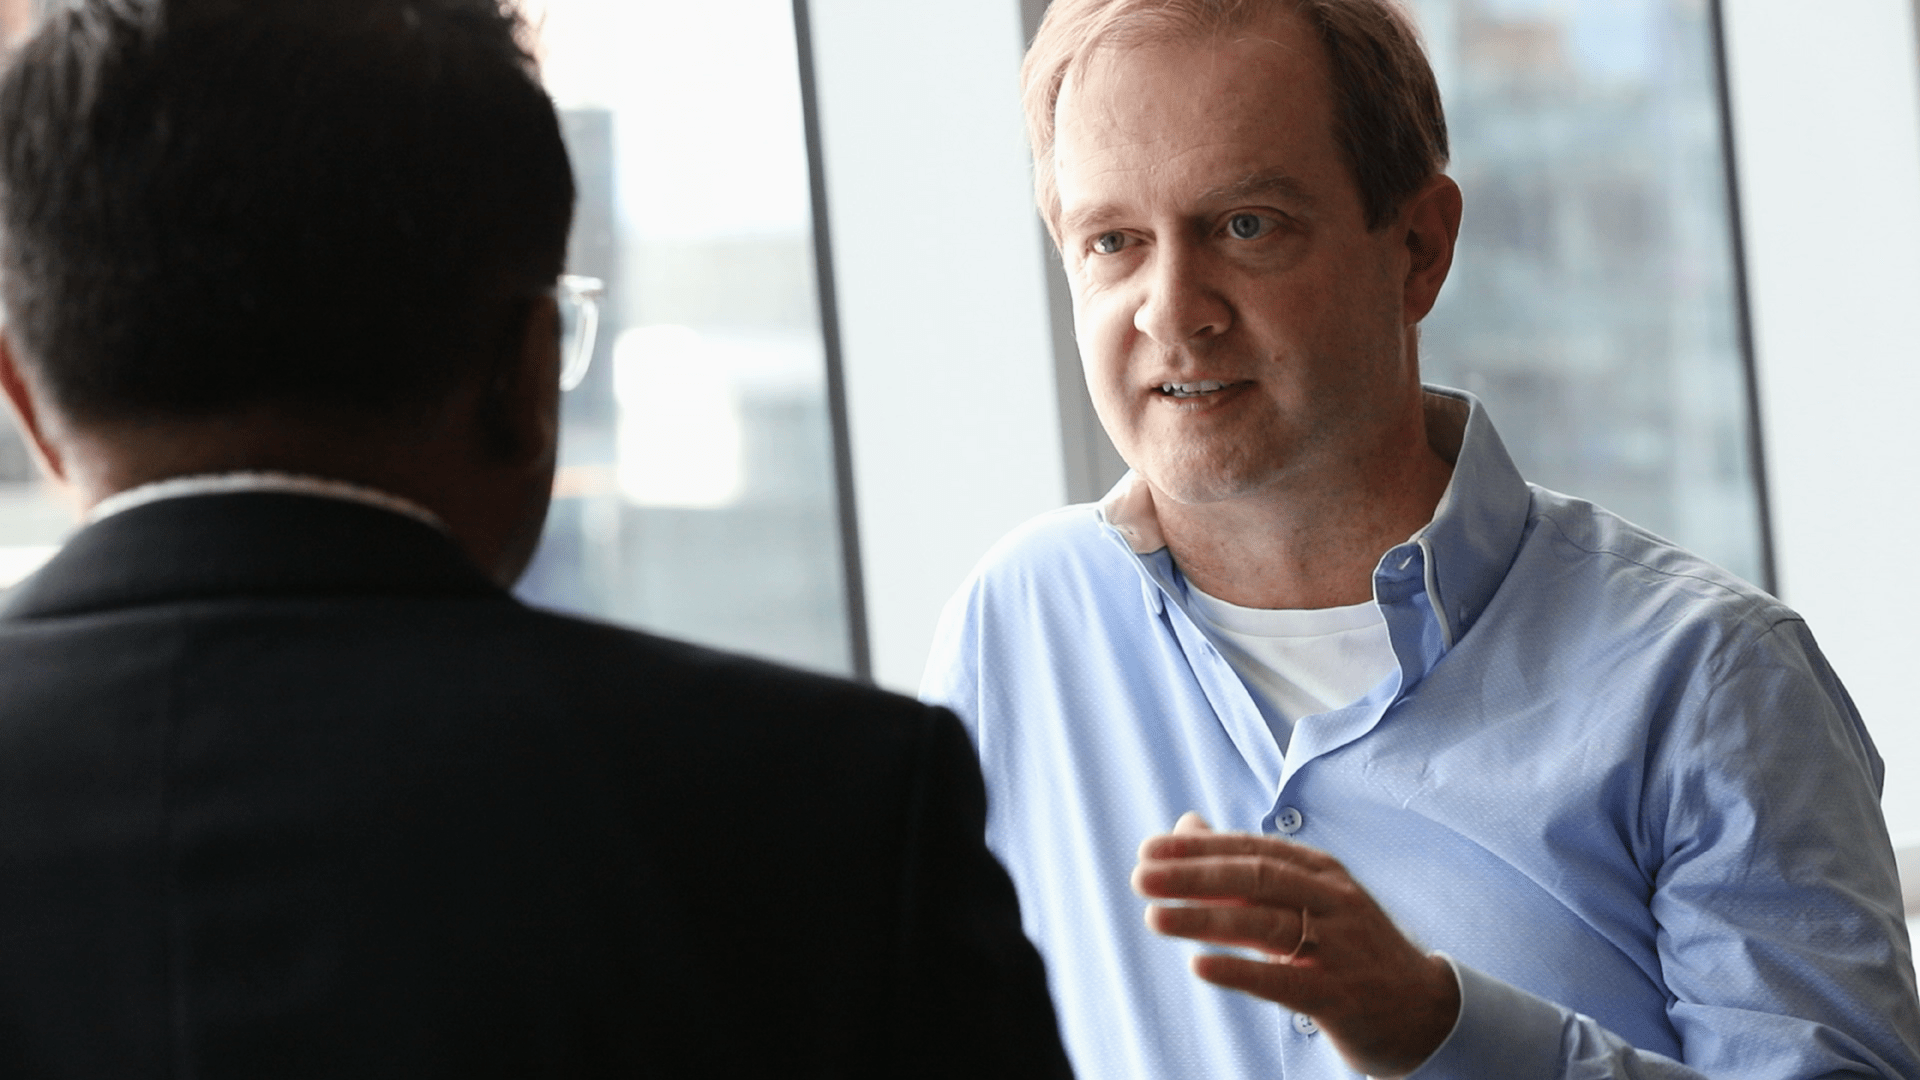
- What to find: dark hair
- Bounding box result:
[1024,0,1448,233]
[0,0,575,424]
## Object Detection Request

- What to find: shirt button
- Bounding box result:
[1293,1012,1319,1035]
[1275,806,1304,834]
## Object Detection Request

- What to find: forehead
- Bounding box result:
[1052,13,1350,221]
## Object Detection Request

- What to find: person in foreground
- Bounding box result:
[921,0,1920,1077]
[0,1,1072,1076]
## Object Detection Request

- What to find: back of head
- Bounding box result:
[1024,0,1448,233]
[0,0,575,427]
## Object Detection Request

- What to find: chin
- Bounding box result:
[1138,442,1291,506]
[1143,462,1283,507]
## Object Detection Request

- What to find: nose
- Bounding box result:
[1133,242,1230,345]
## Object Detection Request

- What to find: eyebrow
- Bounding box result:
[1197,169,1316,208]
[1057,169,1317,237]
[1058,203,1126,239]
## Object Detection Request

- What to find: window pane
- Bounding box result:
[0,2,65,595]
[517,0,854,673]
[0,1,857,675]
[1410,0,1766,586]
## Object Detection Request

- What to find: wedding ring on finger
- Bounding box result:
[1283,908,1316,963]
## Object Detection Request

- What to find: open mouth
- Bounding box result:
[1156,380,1234,399]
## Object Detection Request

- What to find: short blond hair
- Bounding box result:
[1023,0,1448,234]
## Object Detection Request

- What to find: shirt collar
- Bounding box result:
[1095,385,1532,653]
[86,471,448,534]
[1096,468,1163,556]
[1405,386,1531,648]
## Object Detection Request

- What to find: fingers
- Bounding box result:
[1130,819,1463,1076]
[1134,848,1361,919]
[1145,897,1311,961]
[1137,827,1342,872]
[1133,819,1350,923]
[1132,852,1315,909]
[1171,810,1214,834]
[1190,951,1313,1003]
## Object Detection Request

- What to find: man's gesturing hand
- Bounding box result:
[1130,813,1461,1079]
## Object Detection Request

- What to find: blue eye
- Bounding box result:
[1227,213,1268,240]
[1092,232,1128,255]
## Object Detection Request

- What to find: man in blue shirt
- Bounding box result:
[921,0,1920,1076]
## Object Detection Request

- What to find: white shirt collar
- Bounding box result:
[85,471,448,533]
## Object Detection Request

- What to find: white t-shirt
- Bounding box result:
[1183,584,1399,754]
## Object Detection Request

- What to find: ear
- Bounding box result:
[463,296,562,587]
[479,295,562,468]
[0,332,70,484]
[1400,174,1462,325]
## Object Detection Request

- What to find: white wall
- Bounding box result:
[806,0,1066,692]
[1721,0,1920,875]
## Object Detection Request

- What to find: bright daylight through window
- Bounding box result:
[0,0,857,675]
[518,0,852,674]
[1410,0,1766,585]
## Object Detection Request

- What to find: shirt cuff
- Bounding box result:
[1395,955,1566,1080]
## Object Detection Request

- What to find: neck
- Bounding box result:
[47,398,553,587]
[1155,400,1455,611]
[58,407,448,512]
[88,471,449,531]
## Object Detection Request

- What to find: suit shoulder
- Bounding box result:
[512,603,940,733]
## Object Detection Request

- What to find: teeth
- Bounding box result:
[1160,380,1228,397]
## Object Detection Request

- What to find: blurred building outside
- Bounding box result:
[1411,0,1766,586]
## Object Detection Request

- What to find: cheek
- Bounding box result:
[1071,289,1136,394]
[1327,243,1410,329]
[1257,259,1397,357]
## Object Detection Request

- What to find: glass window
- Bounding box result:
[1409,0,1768,586]
[515,0,854,673]
[0,0,67,595]
[0,0,857,675]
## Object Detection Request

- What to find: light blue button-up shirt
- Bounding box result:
[923,387,1920,1079]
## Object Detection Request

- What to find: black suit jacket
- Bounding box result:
[0,492,1071,1079]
